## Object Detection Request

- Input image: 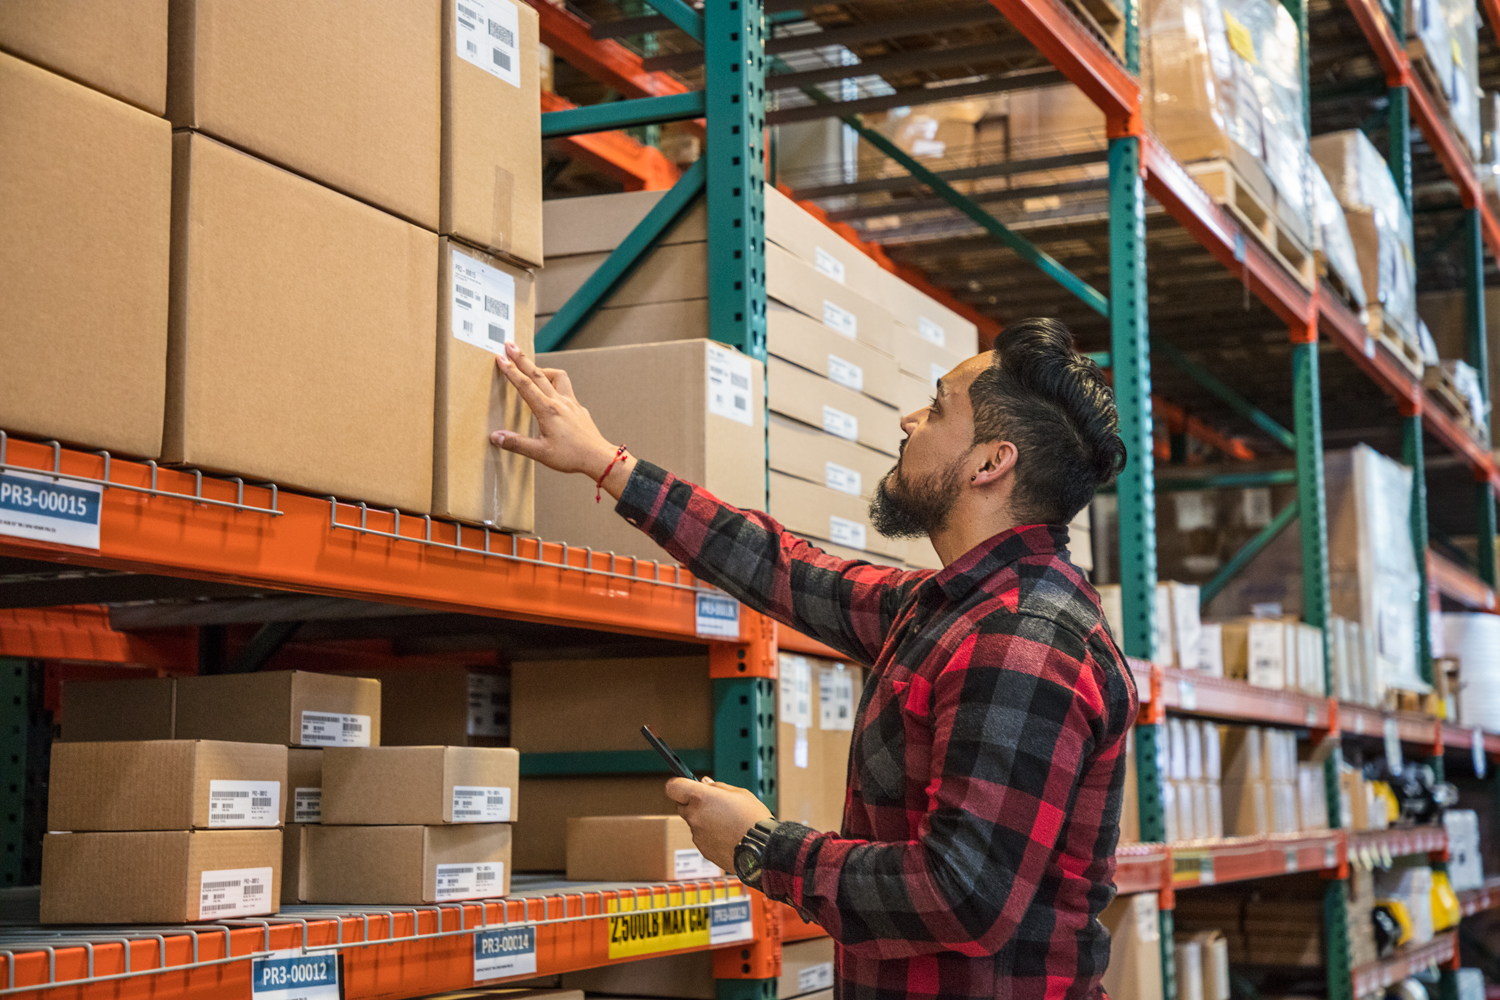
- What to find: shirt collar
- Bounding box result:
[930,523,1069,601]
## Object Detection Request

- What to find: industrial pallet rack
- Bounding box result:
[3,0,1500,998]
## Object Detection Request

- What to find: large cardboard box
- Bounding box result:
[889,325,971,386]
[769,414,892,502]
[0,0,168,114]
[167,0,440,228]
[565,815,720,882]
[769,472,901,559]
[534,341,764,562]
[767,243,894,356]
[303,823,511,904]
[766,186,890,303]
[538,298,710,352]
[511,656,711,754]
[289,748,323,824]
[541,189,705,257]
[281,823,309,904]
[769,357,902,457]
[321,746,519,825]
[769,302,900,406]
[441,0,542,267]
[60,677,175,742]
[166,132,438,510]
[514,777,678,871]
[41,829,281,923]
[360,665,510,747]
[49,740,287,832]
[0,52,171,458]
[174,671,382,747]
[1099,892,1164,1000]
[537,240,706,315]
[434,237,535,530]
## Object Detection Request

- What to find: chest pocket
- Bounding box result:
[854,675,934,806]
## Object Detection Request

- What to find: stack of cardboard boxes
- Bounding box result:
[1220,725,1326,837]
[1162,718,1225,842]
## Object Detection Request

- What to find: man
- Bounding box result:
[491,317,1137,1000]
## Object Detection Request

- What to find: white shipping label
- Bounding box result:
[474,927,537,981]
[696,590,740,638]
[822,405,858,441]
[826,353,864,392]
[208,780,280,828]
[450,249,516,353]
[467,672,508,737]
[452,785,512,822]
[825,461,862,497]
[708,897,755,945]
[454,0,521,87]
[435,862,505,901]
[799,963,835,992]
[918,316,946,346]
[0,470,102,550]
[199,866,274,918]
[829,515,866,550]
[673,848,723,880]
[1384,718,1403,773]
[251,949,338,1000]
[1242,487,1273,528]
[707,345,755,426]
[822,300,857,338]
[929,362,946,387]
[814,247,847,284]
[793,727,810,768]
[300,711,371,747]
[778,655,814,728]
[293,787,322,824]
[1175,491,1213,532]
[819,667,856,731]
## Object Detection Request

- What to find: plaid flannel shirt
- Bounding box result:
[617,460,1138,1000]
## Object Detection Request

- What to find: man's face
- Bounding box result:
[869,355,991,538]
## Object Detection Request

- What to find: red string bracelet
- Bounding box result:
[596,445,629,503]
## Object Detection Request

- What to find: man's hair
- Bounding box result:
[969,317,1127,525]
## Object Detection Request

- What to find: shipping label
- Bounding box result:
[452,785,512,822]
[300,711,371,747]
[208,780,280,828]
[824,461,861,497]
[251,950,338,1000]
[605,892,750,959]
[814,247,847,284]
[821,300,857,338]
[451,249,516,353]
[0,470,102,550]
[454,0,521,87]
[467,672,508,737]
[474,926,536,981]
[198,866,273,918]
[822,405,858,441]
[828,515,866,551]
[917,316,946,347]
[695,590,740,639]
[819,667,856,731]
[673,849,723,880]
[779,655,813,728]
[799,962,835,992]
[293,787,322,824]
[826,353,864,392]
[707,345,755,427]
[435,862,505,901]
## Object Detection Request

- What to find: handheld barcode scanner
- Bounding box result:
[641,724,698,780]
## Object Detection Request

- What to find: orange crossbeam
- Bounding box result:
[986,0,1139,134]
[542,91,681,190]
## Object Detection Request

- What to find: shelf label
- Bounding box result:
[1474,728,1487,779]
[1305,704,1318,727]
[605,894,751,959]
[709,898,755,945]
[474,926,536,981]
[0,470,102,550]
[1284,847,1299,873]
[1178,680,1197,711]
[695,591,740,639]
[1384,718,1403,773]
[1172,851,1213,885]
[252,950,338,1000]
[1324,841,1338,870]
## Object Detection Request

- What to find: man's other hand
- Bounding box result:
[491,342,630,484]
[665,776,773,872]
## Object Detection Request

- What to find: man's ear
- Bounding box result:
[972,440,1018,487]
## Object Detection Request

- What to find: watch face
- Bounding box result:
[734,843,762,882]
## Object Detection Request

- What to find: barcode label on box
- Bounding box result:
[252,949,338,1000]
[199,867,274,919]
[467,672,508,738]
[825,461,862,497]
[822,405,858,441]
[293,787,322,824]
[799,962,835,992]
[451,249,516,353]
[673,848,723,880]
[452,785,511,822]
[695,590,740,639]
[814,247,846,284]
[819,666,856,731]
[918,316,946,346]
[779,655,813,728]
[474,927,536,981]
[208,780,280,827]
[822,300,857,338]
[454,0,521,87]
[826,353,864,392]
[707,344,754,426]
[300,711,370,747]
[435,862,504,901]
[829,515,866,551]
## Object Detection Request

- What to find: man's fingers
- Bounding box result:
[664,777,699,805]
[506,344,559,399]
[538,367,574,398]
[495,353,553,414]
[490,430,547,459]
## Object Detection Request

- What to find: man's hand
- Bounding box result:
[666,777,773,872]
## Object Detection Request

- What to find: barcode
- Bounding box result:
[731,374,749,389]
[454,285,475,299]
[466,40,477,55]
[476,871,495,881]
[213,791,249,798]
[488,21,514,46]
[487,796,504,805]
[201,903,243,913]
[734,396,747,410]
[251,797,272,808]
[488,324,506,343]
[243,884,265,896]
[454,809,481,817]
[343,722,362,732]
[454,296,471,309]
[446,867,475,874]
[463,320,473,332]
[203,880,241,890]
[216,814,245,820]
[492,48,511,70]
[304,715,346,723]
[484,296,509,318]
[458,3,478,18]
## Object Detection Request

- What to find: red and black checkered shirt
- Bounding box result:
[617,460,1138,1000]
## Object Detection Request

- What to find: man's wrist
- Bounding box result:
[581,442,624,481]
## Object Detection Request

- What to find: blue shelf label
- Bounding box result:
[695,591,739,639]
[708,898,754,945]
[0,470,102,550]
[250,950,338,1000]
[474,926,536,981]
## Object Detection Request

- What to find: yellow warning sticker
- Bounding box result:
[1225,12,1257,64]
[604,887,751,960]
[1452,38,1464,68]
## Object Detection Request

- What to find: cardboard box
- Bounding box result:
[511,657,711,754]
[165,132,438,510]
[289,749,323,824]
[49,740,287,832]
[889,325,971,386]
[770,471,901,559]
[1120,728,1140,844]
[441,0,541,267]
[778,656,860,834]
[174,670,382,747]
[41,829,281,923]
[565,815,720,882]
[1221,725,1263,782]
[1221,619,1285,688]
[321,746,519,825]
[303,823,511,904]
[0,52,171,457]
[360,665,510,747]
[434,237,535,530]
[534,341,764,563]
[769,414,893,501]
[767,243,894,356]
[766,186,889,302]
[1099,892,1164,1000]
[877,271,979,357]
[60,677,175,742]
[897,370,933,416]
[0,0,167,114]
[542,189,706,257]
[537,240,706,315]
[780,937,836,998]
[514,776,678,871]
[769,357,901,457]
[537,298,709,352]
[1221,781,1268,837]
[769,302,900,406]
[167,0,440,228]
[282,823,308,904]
[562,936,830,1000]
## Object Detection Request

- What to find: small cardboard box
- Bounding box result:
[434,237,535,530]
[565,815,720,883]
[303,823,511,904]
[41,829,281,924]
[441,0,542,267]
[1221,619,1286,689]
[48,740,287,832]
[1220,725,1263,783]
[59,677,175,742]
[288,748,323,824]
[1221,781,1269,837]
[321,746,519,825]
[281,823,309,904]
[174,671,382,747]
[768,302,900,406]
[360,665,510,747]
[769,472,900,560]
[1099,892,1163,1000]
[0,0,167,114]
[1,52,171,458]
[514,776,679,871]
[769,356,902,457]
[769,414,893,502]
[167,0,440,229]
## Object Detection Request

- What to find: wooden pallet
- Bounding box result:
[1422,364,1490,445]
[1187,159,1317,289]
[1365,304,1425,376]
[1406,38,1455,117]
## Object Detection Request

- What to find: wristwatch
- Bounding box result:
[733,818,781,889]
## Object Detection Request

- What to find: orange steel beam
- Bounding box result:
[987,0,1140,133]
[1152,395,1256,460]
[0,605,191,666]
[542,91,681,190]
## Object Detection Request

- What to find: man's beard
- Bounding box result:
[868,447,967,539]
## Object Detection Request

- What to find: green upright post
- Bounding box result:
[0,659,27,888]
[1404,418,1433,683]
[1293,337,1332,674]
[1464,209,1497,585]
[1389,88,1413,212]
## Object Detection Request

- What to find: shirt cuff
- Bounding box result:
[613,459,671,532]
[758,820,816,906]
